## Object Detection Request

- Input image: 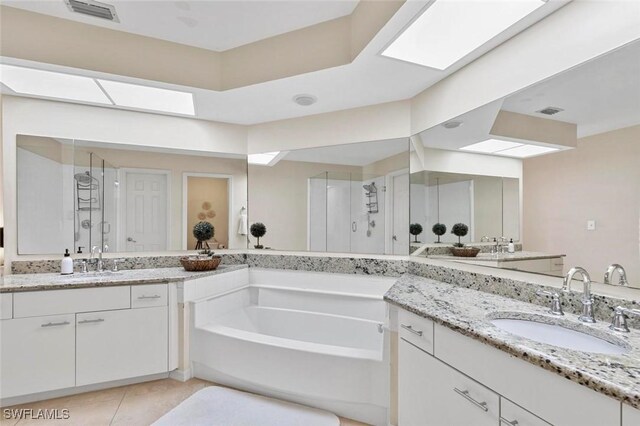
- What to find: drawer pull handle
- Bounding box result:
[400,324,423,336]
[137,295,162,300]
[453,388,488,412]
[41,321,70,327]
[78,318,105,324]
[500,418,519,426]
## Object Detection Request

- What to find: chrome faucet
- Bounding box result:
[610,306,640,333]
[563,267,595,323]
[536,289,564,316]
[604,264,628,286]
[90,245,104,272]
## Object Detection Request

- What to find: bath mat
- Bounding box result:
[153,386,340,426]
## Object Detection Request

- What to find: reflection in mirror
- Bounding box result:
[248,138,410,254]
[16,136,248,254]
[410,41,640,287]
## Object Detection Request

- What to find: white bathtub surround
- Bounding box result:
[154,386,340,426]
[189,269,395,426]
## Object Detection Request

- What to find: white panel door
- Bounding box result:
[76,307,168,386]
[392,173,409,255]
[125,172,168,251]
[0,314,75,398]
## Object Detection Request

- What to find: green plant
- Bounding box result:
[451,223,469,247]
[193,221,214,242]
[432,223,446,243]
[409,223,423,243]
[250,222,267,249]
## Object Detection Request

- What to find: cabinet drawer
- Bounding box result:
[501,398,550,426]
[131,284,167,308]
[13,286,130,318]
[0,293,12,319]
[398,309,434,354]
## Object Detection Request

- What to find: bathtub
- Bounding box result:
[190,268,395,425]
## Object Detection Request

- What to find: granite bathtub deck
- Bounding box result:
[0,265,248,293]
[385,274,640,408]
[429,251,565,262]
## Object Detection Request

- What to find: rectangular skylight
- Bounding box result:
[382,0,546,70]
[96,79,195,115]
[0,64,112,104]
[248,152,281,166]
[496,144,559,158]
[460,139,522,153]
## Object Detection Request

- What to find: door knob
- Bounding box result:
[127,237,137,242]
[393,235,398,241]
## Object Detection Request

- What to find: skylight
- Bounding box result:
[0,64,112,104]
[96,79,195,116]
[248,152,282,166]
[382,0,547,70]
[460,139,559,158]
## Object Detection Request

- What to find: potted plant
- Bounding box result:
[450,223,480,257]
[409,223,423,243]
[432,223,446,243]
[250,222,267,249]
[193,221,214,250]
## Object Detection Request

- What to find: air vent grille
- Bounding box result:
[536,106,564,116]
[66,0,119,22]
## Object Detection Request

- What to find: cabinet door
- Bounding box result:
[623,404,640,426]
[501,398,551,426]
[0,314,75,397]
[76,306,168,386]
[399,339,499,426]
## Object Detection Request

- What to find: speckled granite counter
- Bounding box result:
[429,251,565,262]
[0,265,248,293]
[385,274,640,408]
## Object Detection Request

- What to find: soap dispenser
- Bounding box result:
[61,249,74,275]
[508,239,515,254]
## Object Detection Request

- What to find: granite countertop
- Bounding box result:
[385,274,640,408]
[429,251,565,262]
[0,265,248,293]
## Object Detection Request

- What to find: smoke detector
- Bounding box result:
[65,0,119,22]
[293,94,317,106]
[536,106,564,116]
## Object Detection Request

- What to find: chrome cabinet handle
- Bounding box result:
[500,417,519,426]
[400,324,423,336]
[453,388,488,412]
[41,321,70,327]
[137,295,161,300]
[78,318,105,324]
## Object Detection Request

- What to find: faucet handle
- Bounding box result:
[610,306,640,333]
[536,289,564,316]
[81,259,88,273]
[112,259,122,272]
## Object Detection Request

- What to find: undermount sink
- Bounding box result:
[490,317,630,355]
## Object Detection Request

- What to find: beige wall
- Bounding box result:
[523,125,640,287]
[186,177,229,250]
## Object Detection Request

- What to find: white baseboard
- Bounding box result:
[169,368,192,382]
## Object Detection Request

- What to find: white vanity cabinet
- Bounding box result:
[0,314,76,397]
[76,306,168,386]
[623,404,640,425]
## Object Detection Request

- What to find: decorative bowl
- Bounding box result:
[180,256,221,271]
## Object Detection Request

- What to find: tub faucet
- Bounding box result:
[604,264,628,286]
[563,267,595,323]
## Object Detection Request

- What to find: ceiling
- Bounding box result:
[0,0,567,125]
[283,138,408,166]
[502,40,640,138]
[4,0,358,51]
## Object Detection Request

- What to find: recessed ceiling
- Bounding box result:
[4,0,359,51]
[282,138,408,167]
[501,40,640,138]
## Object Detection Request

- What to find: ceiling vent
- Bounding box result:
[65,0,119,22]
[536,106,564,116]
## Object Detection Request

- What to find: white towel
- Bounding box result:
[238,212,248,235]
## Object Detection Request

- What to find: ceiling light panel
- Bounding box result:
[248,152,281,166]
[496,144,559,158]
[96,79,195,115]
[0,64,112,104]
[382,0,546,70]
[460,139,523,153]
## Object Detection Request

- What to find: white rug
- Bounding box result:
[153,386,340,426]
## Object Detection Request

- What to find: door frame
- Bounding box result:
[118,168,172,252]
[182,172,233,251]
[385,168,409,255]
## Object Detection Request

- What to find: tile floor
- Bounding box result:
[1,378,368,426]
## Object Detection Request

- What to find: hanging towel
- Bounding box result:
[238,211,248,235]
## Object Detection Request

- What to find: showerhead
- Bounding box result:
[363,182,377,193]
[74,171,93,184]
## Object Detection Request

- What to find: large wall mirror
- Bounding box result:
[248,138,410,254]
[16,136,248,255]
[410,40,640,287]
